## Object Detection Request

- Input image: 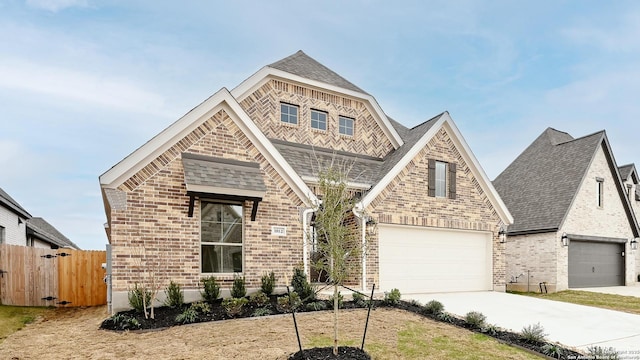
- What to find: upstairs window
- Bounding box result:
[435,161,447,197]
[428,159,457,199]
[0,225,4,244]
[311,109,327,131]
[280,103,298,125]
[338,116,354,136]
[596,177,604,208]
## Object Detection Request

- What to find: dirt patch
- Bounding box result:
[0,306,540,360]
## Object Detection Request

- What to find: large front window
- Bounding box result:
[201,202,243,273]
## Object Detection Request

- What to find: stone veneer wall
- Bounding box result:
[109,110,305,303]
[366,127,505,290]
[505,232,558,293]
[239,79,394,158]
[559,144,636,289]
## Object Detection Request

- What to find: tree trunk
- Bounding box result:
[333,283,338,356]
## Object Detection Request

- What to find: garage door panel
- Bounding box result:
[568,241,624,288]
[379,225,492,294]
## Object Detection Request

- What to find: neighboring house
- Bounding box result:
[0,187,31,246]
[619,164,640,219]
[100,50,512,311]
[0,187,78,249]
[494,128,640,292]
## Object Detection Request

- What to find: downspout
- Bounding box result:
[302,207,316,282]
[353,204,367,292]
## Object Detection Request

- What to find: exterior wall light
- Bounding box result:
[631,238,638,251]
[561,233,569,247]
[498,227,507,243]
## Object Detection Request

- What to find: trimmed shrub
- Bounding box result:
[222,297,248,317]
[541,343,564,359]
[329,291,344,309]
[277,292,301,313]
[231,275,247,298]
[261,271,276,295]
[105,313,141,330]
[384,288,401,305]
[351,292,368,308]
[520,323,547,343]
[191,301,211,314]
[175,306,198,324]
[437,312,454,323]
[201,276,220,303]
[306,300,328,311]
[587,346,619,360]
[481,323,500,336]
[250,292,269,307]
[252,307,273,317]
[423,300,444,315]
[291,267,315,301]
[128,283,152,313]
[464,311,487,329]
[163,281,184,308]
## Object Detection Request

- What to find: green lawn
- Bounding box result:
[513,290,640,315]
[307,320,542,359]
[0,305,53,343]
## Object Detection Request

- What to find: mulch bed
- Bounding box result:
[101,296,584,359]
[289,346,371,360]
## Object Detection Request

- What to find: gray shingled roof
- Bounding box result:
[0,187,31,219]
[103,188,127,211]
[26,217,79,249]
[182,153,266,194]
[493,128,605,234]
[271,113,442,191]
[619,164,634,181]
[268,50,367,94]
[271,140,384,187]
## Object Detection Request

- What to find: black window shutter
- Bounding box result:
[448,163,457,199]
[428,159,436,197]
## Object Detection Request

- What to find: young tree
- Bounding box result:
[311,165,367,355]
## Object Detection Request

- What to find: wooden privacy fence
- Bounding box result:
[0,244,107,307]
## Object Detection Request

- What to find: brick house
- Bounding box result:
[100,51,512,311]
[494,128,640,292]
[0,187,78,249]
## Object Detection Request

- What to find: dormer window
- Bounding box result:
[339,116,354,136]
[280,103,298,125]
[311,109,327,131]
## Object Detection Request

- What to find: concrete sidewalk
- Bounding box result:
[407,291,640,355]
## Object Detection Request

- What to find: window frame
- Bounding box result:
[280,103,299,125]
[200,201,244,274]
[0,225,4,244]
[435,161,447,198]
[338,116,354,136]
[310,109,327,131]
[596,177,604,208]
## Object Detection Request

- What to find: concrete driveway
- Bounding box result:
[407,291,640,354]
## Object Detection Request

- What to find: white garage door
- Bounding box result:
[379,225,492,294]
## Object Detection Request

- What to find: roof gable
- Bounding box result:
[494,128,639,236]
[359,112,513,225]
[100,88,318,206]
[619,163,639,184]
[269,51,366,94]
[232,51,403,149]
[0,187,31,219]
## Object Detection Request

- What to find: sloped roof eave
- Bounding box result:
[100,88,318,207]
[360,113,513,225]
